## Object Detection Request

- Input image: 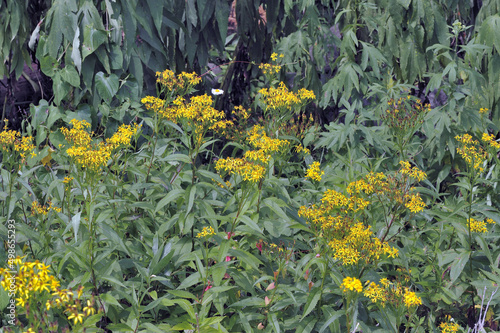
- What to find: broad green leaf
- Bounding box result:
[60,66,80,87]
[52,72,70,105]
[82,25,107,60]
[94,72,119,103]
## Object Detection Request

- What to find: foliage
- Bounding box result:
[1,0,500,332]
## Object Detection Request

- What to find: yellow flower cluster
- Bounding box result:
[340,276,363,293]
[63,176,74,183]
[271,52,284,62]
[363,278,421,309]
[364,281,387,304]
[300,166,428,265]
[455,134,488,172]
[246,125,290,162]
[468,217,495,233]
[31,201,61,215]
[404,290,422,307]
[258,82,315,111]
[0,257,96,327]
[259,62,281,75]
[481,132,500,149]
[259,53,284,75]
[305,161,324,182]
[299,186,398,266]
[215,157,266,183]
[0,126,36,163]
[196,226,215,238]
[155,69,201,92]
[404,193,426,213]
[439,322,460,333]
[62,119,138,172]
[141,95,164,113]
[328,222,398,265]
[295,144,310,155]
[399,161,427,182]
[216,125,290,183]
[479,107,489,114]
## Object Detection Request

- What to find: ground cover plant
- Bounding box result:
[1,60,500,332]
[1,0,500,332]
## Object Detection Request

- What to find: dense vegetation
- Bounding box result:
[1,0,500,332]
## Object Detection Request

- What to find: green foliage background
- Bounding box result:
[1,0,500,332]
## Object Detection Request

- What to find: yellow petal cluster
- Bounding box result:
[0,257,96,327]
[340,276,363,293]
[468,217,495,233]
[0,126,36,163]
[305,161,324,182]
[155,69,201,92]
[258,82,315,111]
[439,322,460,333]
[455,134,488,172]
[196,226,215,238]
[399,161,427,182]
[481,132,500,150]
[62,119,138,172]
[363,278,421,309]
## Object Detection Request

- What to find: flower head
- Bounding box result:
[211,88,224,95]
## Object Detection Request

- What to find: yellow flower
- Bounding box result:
[403,290,422,307]
[468,218,488,233]
[83,300,96,316]
[340,276,363,293]
[363,281,387,306]
[439,321,460,333]
[305,161,324,182]
[404,193,426,213]
[399,161,427,181]
[67,311,85,325]
[196,226,215,238]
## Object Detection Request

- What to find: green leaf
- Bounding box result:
[100,223,131,257]
[449,250,470,284]
[167,290,197,299]
[228,248,263,270]
[301,287,321,320]
[52,72,70,105]
[269,312,281,333]
[263,197,290,221]
[71,26,81,73]
[60,66,80,87]
[479,15,500,54]
[172,299,196,320]
[318,308,342,333]
[155,189,184,214]
[177,272,201,289]
[101,293,124,309]
[82,25,107,60]
[230,297,265,308]
[94,72,119,103]
[296,317,318,333]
